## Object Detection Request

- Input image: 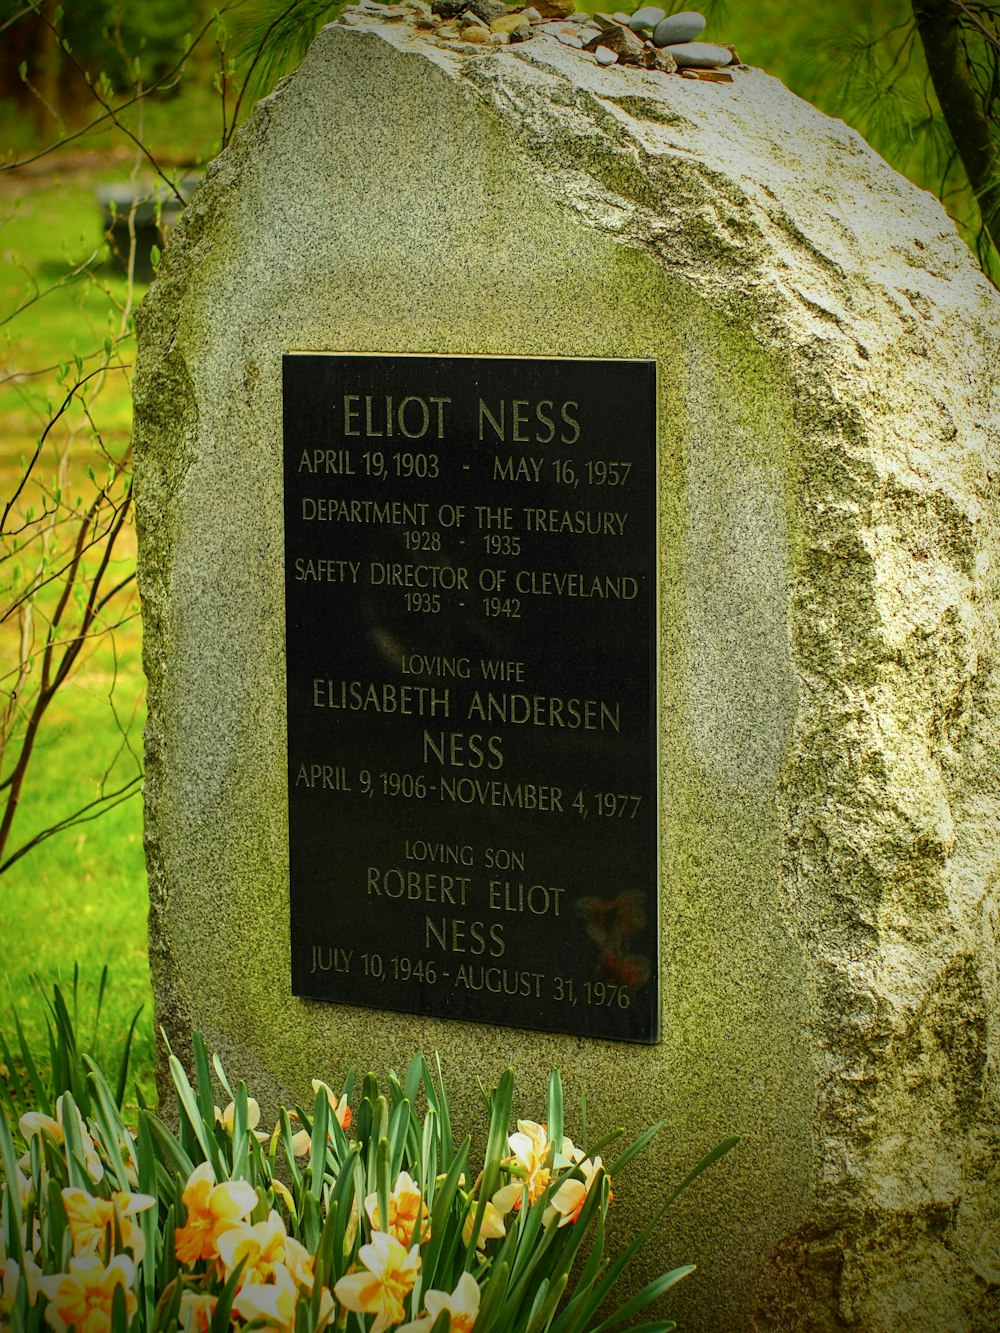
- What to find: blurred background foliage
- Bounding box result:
[0,0,996,1088]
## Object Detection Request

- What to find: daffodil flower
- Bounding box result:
[364,1170,430,1245]
[462,1182,521,1248]
[233,1263,335,1332]
[178,1289,217,1331]
[62,1186,156,1262]
[505,1121,583,1205]
[280,1081,351,1158]
[37,1253,136,1332]
[283,1110,312,1159]
[284,1234,316,1290]
[271,1177,296,1217]
[2,1250,43,1315]
[214,1098,269,1143]
[174,1162,258,1266]
[399,1270,481,1333]
[311,1079,352,1130]
[505,1119,554,1204]
[19,1096,104,1183]
[334,1230,420,1333]
[543,1156,609,1227]
[215,1209,289,1286]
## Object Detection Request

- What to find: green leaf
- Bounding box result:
[150,244,162,269]
[420,1106,438,1217]
[168,1054,220,1172]
[420,1138,470,1292]
[142,1109,195,1181]
[587,1266,695,1333]
[607,1118,665,1177]
[113,1004,144,1109]
[209,1256,247,1332]
[433,1053,454,1164]
[231,1081,251,1182]
[308,1081,330,1202]
[9,997,50,1112]
[0,1110,26,1267]
[546,1069,563,1150]
[375,1133,392,1242]
[476,1257,511,1332]
[83,1057,130,1189]
[57,1089,93,1190]
[192,1031,217,1133]
[465,1066,513,1255]
[213,1052,235,1102]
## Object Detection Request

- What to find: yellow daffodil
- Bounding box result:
[174,1162,258,1266]
[280,1083,350,1159]
[284,1110,312,1159]
[2,1251,43,1315]
[232,1264,298,1330]
[233,1263,335,1332]
[505,1121,583,1206]
[271,1178,296,1216]
[343,1197,360,1255]
[178,1289,217,1331]
[215,1209,288,1286]
[399,1270,482,1333]
[505,1120,553,1204]
[462,1183,521,1248]
[334,1231,420,1333]
[543,1156,609,1227]
[62,1187,157,1262]
[284,1234,316,1290]
[10,1160,33,1211]
[311,1079,352,1130]
[364,1170,430,1245]
[214,1098,269,1143]
[19,1097,104,1183]
[37,1253,136,1332]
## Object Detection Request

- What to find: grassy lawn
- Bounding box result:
[0,165,154,1101]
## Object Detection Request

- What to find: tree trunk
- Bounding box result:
[913,0,1000,258]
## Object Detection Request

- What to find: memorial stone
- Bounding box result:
[134,7,1000,1329]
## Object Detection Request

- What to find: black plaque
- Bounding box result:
[283,354,658,1042]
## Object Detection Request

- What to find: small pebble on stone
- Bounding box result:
[461,23,489,40]
[522,5,543,19]
[529,0,575,16]
[466,0,506,22]
[491,12,529,32]
[629,6,665,32]
[595,44,619,64]
[664,39,731,66]
[612,10,631,20]
[652,10,707,46]
[556,30,584,45]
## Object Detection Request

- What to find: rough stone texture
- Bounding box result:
[134,10,1000,1330]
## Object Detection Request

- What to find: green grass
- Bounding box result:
[1,161,154,1105]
